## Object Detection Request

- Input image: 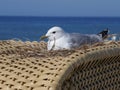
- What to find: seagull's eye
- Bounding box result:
[52,31,56,34]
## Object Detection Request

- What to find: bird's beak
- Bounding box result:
[40,35,48,40]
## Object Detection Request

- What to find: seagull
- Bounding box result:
[40,26,103,50]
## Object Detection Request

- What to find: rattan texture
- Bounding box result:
[0,40,120,90]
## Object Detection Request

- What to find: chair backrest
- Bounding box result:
[0,40,119,90]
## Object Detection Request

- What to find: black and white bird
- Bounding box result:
[41,26,103,50]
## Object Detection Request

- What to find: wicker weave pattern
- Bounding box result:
[0,40,120,90]
[62,58,119,90]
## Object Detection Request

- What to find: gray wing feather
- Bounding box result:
[69,33,102,48]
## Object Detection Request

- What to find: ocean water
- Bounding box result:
[0,16,120,41]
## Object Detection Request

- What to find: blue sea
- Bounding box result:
[0,16,120,41]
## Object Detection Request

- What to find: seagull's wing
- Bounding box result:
[97,28,109,39]
[68,33,102,48]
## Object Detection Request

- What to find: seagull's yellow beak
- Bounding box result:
[40,35,48,40]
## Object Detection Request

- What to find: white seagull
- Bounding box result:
[41,26,103,50]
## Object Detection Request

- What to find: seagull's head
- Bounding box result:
[41,26,65,41]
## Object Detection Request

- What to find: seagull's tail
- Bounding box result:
[97,28,109,39]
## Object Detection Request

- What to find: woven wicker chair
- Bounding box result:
[0,40,119,90]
